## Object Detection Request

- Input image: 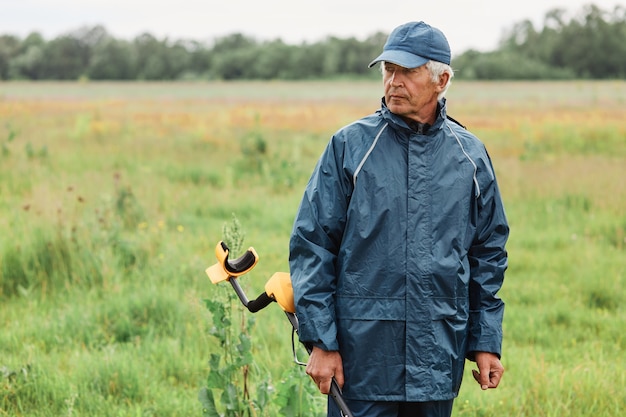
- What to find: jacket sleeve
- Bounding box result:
[289,136,351,351]
[466,150,509,360]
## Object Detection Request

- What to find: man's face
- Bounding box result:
[382,62,444,124]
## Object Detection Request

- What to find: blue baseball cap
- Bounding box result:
[368,21,451,68]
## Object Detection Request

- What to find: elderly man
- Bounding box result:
[289,21,509,417]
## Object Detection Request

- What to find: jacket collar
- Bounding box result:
[379,97,448,135]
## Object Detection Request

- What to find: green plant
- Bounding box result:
[2,123,18,157]
[199,215,327,416]
[114,181,144,230]
[1,364,32,411]
[199,215,271,416]
[273,365,325,417]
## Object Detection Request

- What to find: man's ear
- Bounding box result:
[436,72,451,92]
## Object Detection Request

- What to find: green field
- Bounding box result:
[1,80,625,416]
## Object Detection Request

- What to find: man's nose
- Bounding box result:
[389,70,402,86]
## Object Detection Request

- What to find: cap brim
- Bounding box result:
[368,50,429,68]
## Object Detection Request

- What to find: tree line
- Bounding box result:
[454,4,626,79]
[0,4,624,81]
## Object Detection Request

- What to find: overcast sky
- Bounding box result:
[2,0,624,55]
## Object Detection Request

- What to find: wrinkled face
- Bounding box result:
[382,62,445,125]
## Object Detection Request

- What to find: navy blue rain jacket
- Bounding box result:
[289,98,509,402]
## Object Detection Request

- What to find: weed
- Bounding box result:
[0,246,29,297]
[114,182,144,230]
[1,364,32,412]
[200,215,265,416]
[1,123,18,157]
[25,142,48,159]
[273,365,325,417]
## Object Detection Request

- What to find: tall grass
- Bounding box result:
[1,80,624,416]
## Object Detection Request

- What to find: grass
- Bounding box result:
[0,80,625,416]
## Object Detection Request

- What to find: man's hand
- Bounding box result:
[306,346,344,394]
[472,352,504,390]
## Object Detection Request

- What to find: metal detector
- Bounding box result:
[205,241,354,417]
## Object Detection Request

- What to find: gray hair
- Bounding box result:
[426,61,454,100]
[380,61,454,100]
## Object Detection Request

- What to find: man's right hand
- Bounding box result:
[306,346,344,394]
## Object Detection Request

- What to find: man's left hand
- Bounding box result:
[472,352,504,390]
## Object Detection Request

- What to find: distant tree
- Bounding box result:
[212,46,260,80]
[88,38,135,80]
[361,32,388,74]
[183,40,213,79]
[0,35,21,79]
[41,36,85,79]
[134,38,193,80]
[211,33,257,54]
[34,26,107,79]
[209,33,259,80]
[7,32,46,79]
[289,42,327,79]
[250,39,295,79]
[454,4,626,79]
[342,37,374,75]
[551,5,626,78]
[133,33,176,80]
[319,37,343,77]
[74,25,109,49]
[165,40,192,79]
